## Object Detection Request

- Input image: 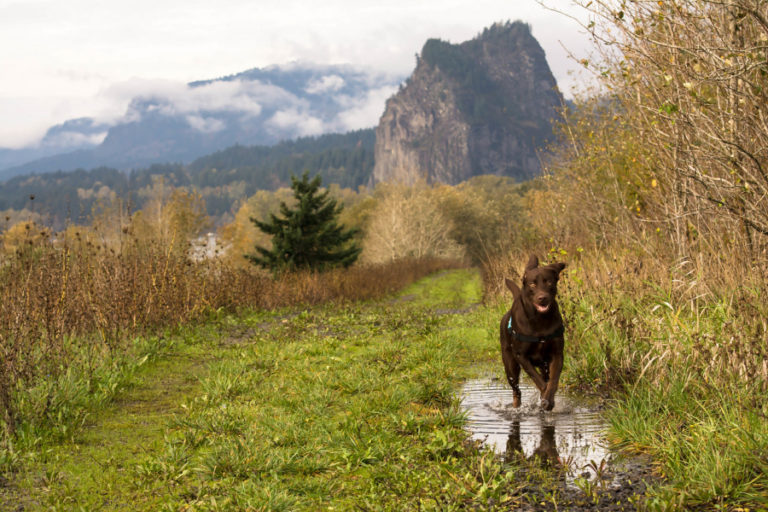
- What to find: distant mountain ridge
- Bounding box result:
[0,129,374,228]
[373,21,562,184]
[0,64,399,181]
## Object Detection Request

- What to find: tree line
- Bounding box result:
[0,130,374,229]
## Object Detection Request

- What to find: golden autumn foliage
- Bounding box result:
[130,180,210,255]
[562,0,768,257]
[361,182,465,263]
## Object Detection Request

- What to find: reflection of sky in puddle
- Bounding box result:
[460,378,611,482]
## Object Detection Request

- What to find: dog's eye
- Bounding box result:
[528,282,535,288]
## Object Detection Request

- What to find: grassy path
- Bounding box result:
[2,322,241,510]
[31,352,210,509]
[5,269,533,511]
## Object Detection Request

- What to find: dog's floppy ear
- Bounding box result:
[504,278,521,299]
[525,254,539,271]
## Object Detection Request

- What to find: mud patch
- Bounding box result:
[434,304,480,315]
[461,378,656,510]
[390,293,415,304]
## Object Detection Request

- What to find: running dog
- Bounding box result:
[500,255,566,411]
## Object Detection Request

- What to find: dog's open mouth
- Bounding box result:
[534,303,551,313]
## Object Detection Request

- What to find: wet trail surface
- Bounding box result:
[461,377,657,510]
[461,378,609,482]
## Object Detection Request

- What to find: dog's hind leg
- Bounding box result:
[539,360,550,383]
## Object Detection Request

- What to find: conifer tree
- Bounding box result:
[246,172,361,272]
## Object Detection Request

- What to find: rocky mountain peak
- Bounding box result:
[373,21,562,185]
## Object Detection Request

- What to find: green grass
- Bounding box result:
[609,377,768,510]
[553,282,768,510]
[2,268,548,511]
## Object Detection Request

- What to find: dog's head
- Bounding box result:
[505,254,566,314]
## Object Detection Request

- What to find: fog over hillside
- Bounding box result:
[0,64,401,180]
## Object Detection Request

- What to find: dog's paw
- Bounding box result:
[539,398,554,411]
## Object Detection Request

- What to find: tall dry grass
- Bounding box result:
[0,230,456,434]
[484,243,768,387]
[477,0,768,396]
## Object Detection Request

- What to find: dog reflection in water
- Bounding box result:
[505,421,559,466]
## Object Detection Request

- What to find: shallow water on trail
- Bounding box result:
[460,378,612,482]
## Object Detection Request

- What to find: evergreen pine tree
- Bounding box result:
[246,172,361,272]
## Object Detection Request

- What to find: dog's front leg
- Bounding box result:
[501,344,523,407]
[513,352,548,393]
[540,352,563,411]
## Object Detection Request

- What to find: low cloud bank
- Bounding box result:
[3,66,402,155]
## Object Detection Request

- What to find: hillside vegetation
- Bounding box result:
[0,129,374,229]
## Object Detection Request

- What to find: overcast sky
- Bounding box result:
[0,0,592,149]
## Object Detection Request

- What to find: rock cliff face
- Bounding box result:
[373,21,562,185]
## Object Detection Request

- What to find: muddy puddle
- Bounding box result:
[461,378,657,508]
[460,378,646,486]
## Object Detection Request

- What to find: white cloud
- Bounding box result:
[185,115,225,133]
[333,85,399,132]
[45,130,108,148]
[0,97,63,148]
[305,75,346,95]
[101,78,287,120]
[92,78,308,133]
[267,109,325,137]
[153,80,267,117]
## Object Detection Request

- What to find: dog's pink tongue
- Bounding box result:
[535,303,550,313]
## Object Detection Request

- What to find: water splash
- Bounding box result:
[460,378,611,482]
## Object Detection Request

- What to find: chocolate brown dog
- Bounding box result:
[500,255,566,411]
